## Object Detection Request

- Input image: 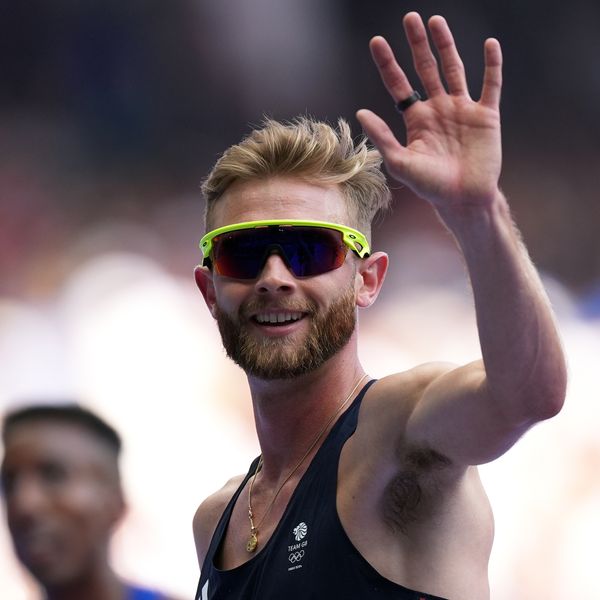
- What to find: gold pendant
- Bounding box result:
[246,532,258,553]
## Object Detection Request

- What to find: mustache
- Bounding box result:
[239,297,317,319]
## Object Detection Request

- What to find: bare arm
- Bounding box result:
[357,13,567,465]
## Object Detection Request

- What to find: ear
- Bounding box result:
[355,251,388,308]
[110,488,127,526]
[102,476,127,531]
[194,265,218,319]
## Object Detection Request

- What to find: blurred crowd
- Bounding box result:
[1,0,599,298]
[1,1,599,599]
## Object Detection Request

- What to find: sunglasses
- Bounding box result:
[199,219,370,279]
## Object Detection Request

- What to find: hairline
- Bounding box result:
[2,404,122,460]
[204,175,370,240]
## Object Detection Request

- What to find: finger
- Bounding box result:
[427,15,468,96]
[480,38,502,108]
[356,109,407,172]
[369,36,415,103]
[403,12,444,97]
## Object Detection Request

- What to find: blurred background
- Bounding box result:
[0,0,599,598]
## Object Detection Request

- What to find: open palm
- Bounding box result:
[357,13,503,212]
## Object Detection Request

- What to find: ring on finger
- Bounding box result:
[395,90,422,113]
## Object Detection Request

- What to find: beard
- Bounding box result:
[215,282,357,380]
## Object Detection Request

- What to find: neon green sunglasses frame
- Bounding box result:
[199,219,371,261]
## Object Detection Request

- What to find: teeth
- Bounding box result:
[256,312,302,324]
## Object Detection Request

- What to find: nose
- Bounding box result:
[254,253,297,295]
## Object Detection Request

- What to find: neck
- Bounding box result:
[247,340,366,480]
[43,564,125,600]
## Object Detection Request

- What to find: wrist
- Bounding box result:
[436,189,509,232]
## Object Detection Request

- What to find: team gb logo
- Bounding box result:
[293,522,308,541]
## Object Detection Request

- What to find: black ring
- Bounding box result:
[395,90,422,113]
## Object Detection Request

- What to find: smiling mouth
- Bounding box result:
[252,311,305,326]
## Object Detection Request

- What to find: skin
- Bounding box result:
[1,421,180,600]
[193,12,567,600]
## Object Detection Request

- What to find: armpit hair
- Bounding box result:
[383,445,453,535]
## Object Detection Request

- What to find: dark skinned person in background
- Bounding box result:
[1,403,184,600]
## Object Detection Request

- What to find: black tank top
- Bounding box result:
[196,380,448,599]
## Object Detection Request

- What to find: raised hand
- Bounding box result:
[357,12,503,213]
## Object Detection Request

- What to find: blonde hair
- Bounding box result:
[202,116,391,239]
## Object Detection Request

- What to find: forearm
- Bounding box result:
[440,190,567,424]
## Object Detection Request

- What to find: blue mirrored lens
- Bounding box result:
[212,226,347,279]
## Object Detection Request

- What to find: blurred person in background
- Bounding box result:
[192,11,566,600]
[0,404,182,600]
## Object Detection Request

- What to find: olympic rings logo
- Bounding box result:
[288,550,305,563]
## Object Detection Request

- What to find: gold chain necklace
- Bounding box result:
[245,373,368,553]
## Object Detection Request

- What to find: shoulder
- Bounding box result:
[192,474,247,567]
[126,586,183,600]
[362,362,458,423]
[345,363,458,469]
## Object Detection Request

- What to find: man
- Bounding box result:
[192,12,566,600]
[1,404,180,600]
